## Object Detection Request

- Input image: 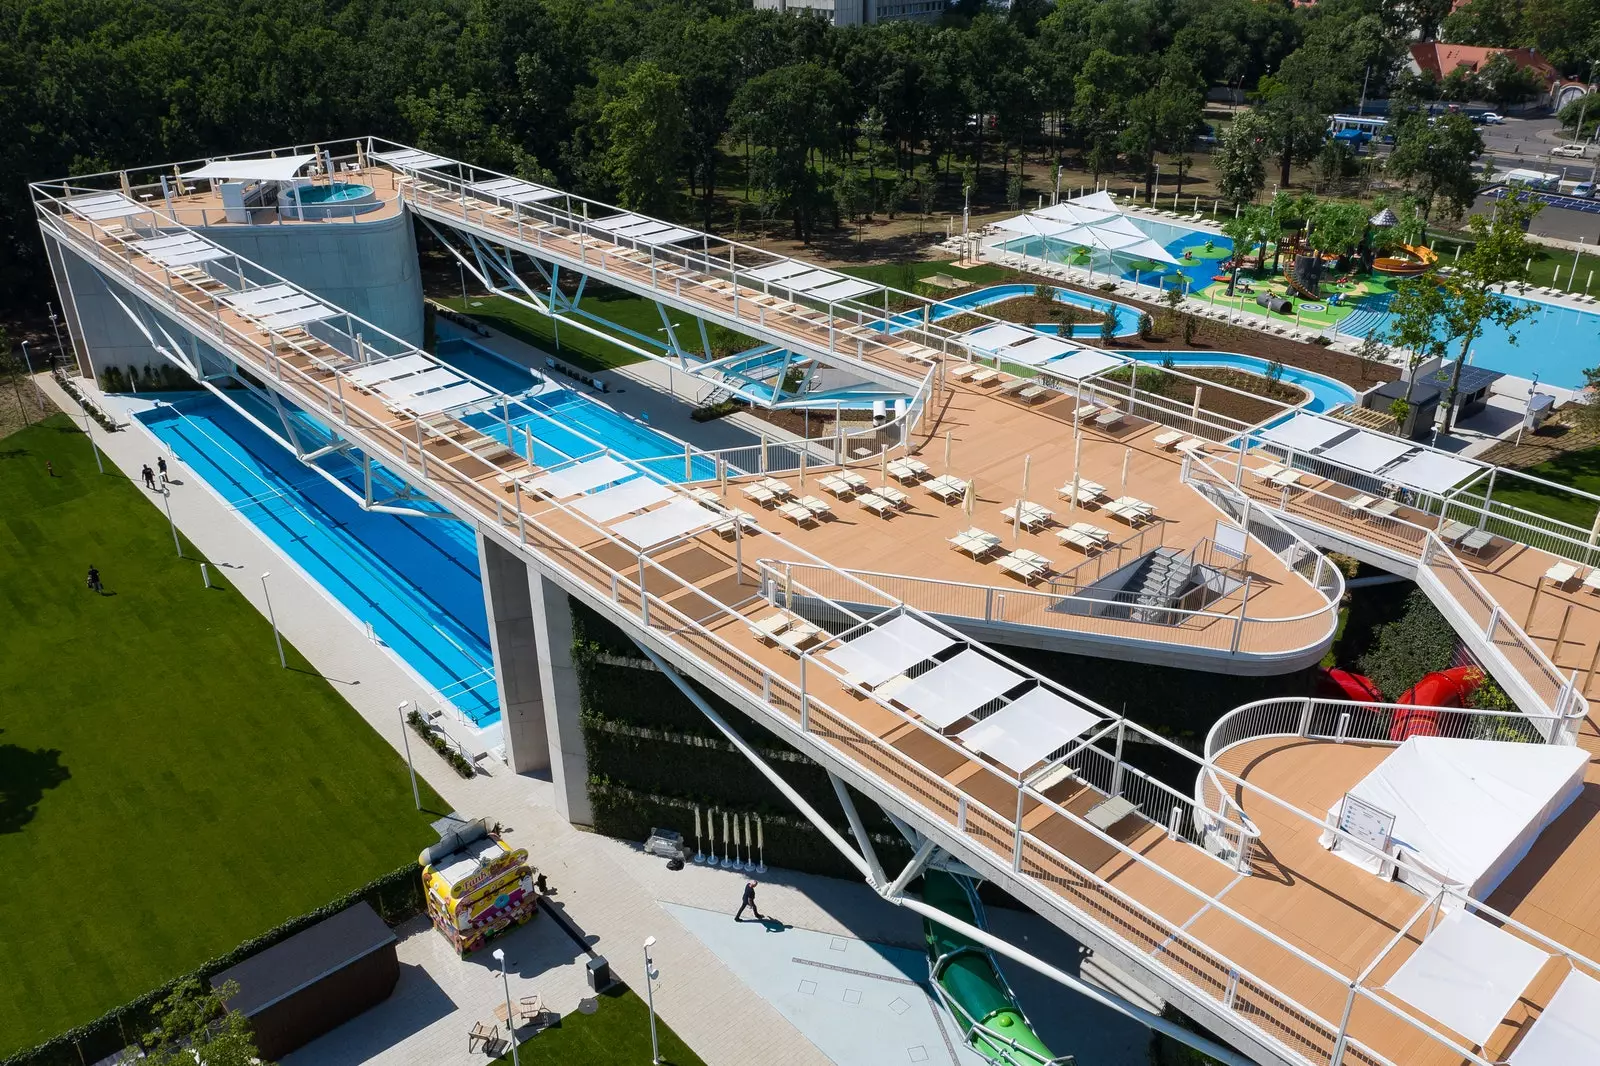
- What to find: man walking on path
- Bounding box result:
[86,565,102,593]
[141,464,155,490]
[734,879,763,922]
[157,456,168,484]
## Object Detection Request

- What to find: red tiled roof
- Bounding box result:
[1410,42,1560,85]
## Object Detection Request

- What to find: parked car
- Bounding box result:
[1482,112,1505,124]
[1553,143,1588,158]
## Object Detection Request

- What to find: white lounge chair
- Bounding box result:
[969,367,999,385]
[1153,430,1185,450]
[858,492,894,518]
[1546,562,1579,586]
[874,484,910,508]
[1105,496,1156,526]
[743,484,777,506]
[797,495,832,518]
[1000,501,1053,530]
[778,501,817,526]
[949,528,1001,558]
[819,473,855,498]
[999,549,1052,584]
[926,474,968,503]
[1058,479,1106,505]
[886,458,928,483]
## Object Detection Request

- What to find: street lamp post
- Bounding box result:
[492,948,520,1066]
[260,571,286,668]
[458,261,468,303]
[78,404,105,474]
[643,937,662,1065]
[161,485,182,557]
[398,700,421,809]
[48,304,67,364]
[19,340,44,416]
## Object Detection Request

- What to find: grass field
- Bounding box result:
[494,987,705,1066]
[0,415,446,1056]
[1478,446,1600,529]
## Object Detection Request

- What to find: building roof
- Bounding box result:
[211,902,395,1017]
[1410,42,1561,86]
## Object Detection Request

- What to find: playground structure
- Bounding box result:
[419,818,538,955]
[922,871,1064,1065]
[1372,244,1437,276]
[1318,665,1487,740]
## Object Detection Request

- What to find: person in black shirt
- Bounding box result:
[87,565,102,593]
[734,880,763,922]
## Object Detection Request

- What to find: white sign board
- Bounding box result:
[1214,521,1248,561]
[1338,792,1396,855]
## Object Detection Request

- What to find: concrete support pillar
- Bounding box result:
[530,571,592,826]
[478,531,552,774]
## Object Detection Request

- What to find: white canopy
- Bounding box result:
[346,353,432,386]
[608,499,714,548]
[371,148,452,172]
[896,650,1025,729]
[1507,970,1600,1065]
[809,278,878,303]
[748,261,813,283]
[182,154,315,182]
[1384,909,1550,1048]
[221,284,297,311]
[1387,451,1481,496]
[1321,737,1588,900]
[963,323,1034,354]
[1004,336,1075,366]
[1260,413,1352,453]
[469,177,561,205]
[528,456,635,498]
[1319,431,1416,474]
[401,381,492,415]
[958,688,1100,775]
[66,192,148,221]
[572,478,674,523]
[372,367,461,401]
[999,194,1180,267]
[823,614,955,688]
[1045,350,1122,382]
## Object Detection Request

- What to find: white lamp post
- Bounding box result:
[161,485,182,557]
[398,700,421,809]
[492,948,520,1066]
[643,936,662,1065]
[260,571,286,668]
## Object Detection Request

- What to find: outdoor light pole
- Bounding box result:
[19,340,43,415]
[47,303,67,363]
[458,261,468,303]
[493,949,520,1066]
[398,700,421,809]
[260,571,286,668]
[79,405,105,474]
[643,937,662,1065]
[161,485,182,557]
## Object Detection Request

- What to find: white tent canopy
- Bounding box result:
[182,154,315,182]
[996,192,1180,267]
[1319,432,1416,474]
[1383,909,1550,1048]
[1387,451,1481,496]
[1005,336,1075,366]
[1045,350,1122,382]
[959,688,1100,774]
[896,650,1025,729]
[963,323,1035,354]
[1507,970,1600,1065]
[824,614,956,688]
[66,192,149,221]
[1320,736,1588,899]
[572,478,675,523]
[608,499,715,548]
[1260,413,1353,454]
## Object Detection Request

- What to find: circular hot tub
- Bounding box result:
[280,181,382,219]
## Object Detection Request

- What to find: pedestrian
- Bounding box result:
[45,460,54,478]
[734,879,763,922]
[157,456,168,484]
[86,564,102,593]
[141,464,155,489]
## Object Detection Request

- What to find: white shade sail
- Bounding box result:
[895,650,1025,729]
[959,688,1100,774]
[346,353,432,386]
[528,456,636,498]
[963,323,1034,354]
[1319,432,1416,474]
[372,148,452,171]
[823,614,956,688]
[400,381,492,415]
[608,499,715,548]
[1045,350,1122,382]
[572,478,674,523]
[182,154,315,182]
[1507,970,1600,1065]
[1260,413,1352,453]
[66,192,149,221]
[590,212,650,232]
[220,284,298,310]
[1005,337,1075,366]
[809,278,878,303]
[372,367,461,401]
[747,261,814,283]
[1384,909,1550,1048]
[1387,451,1481,496]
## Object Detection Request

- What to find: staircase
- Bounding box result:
[1122,548,1198,623]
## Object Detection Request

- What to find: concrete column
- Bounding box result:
[478,530,552,774]
[530,572,592,826]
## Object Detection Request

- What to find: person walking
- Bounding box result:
[734,880,763,922]
[45,460,54,478]
[141,464,155,489]
[157,456,168,484]
[86,565,102,593]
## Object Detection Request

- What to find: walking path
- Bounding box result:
[38,372,1154,1066]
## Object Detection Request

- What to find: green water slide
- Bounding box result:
[922,870,1069,1065]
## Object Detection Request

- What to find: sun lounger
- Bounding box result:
[1058,522,1110,553]
[819,473,855,498]
[1177,438,1207,454]
[1153,430,1185,450]
[1084,796,1138,831]
[999,549,1052,584]
[858,492,894,518]
[1250,463,1286,482]
[969,367,999,385]
[1367,499,1400,518]
[1058,479,1106,505]
[1343,494,1378,513]
[1458,529,1494,556]
[1584,568,1600,593]
[841,471,869,491]
[1016,385,1050,404]
[886,458,928,483]
[1094,408,1125,429]
[798,495,832,517]
[714,509,757,538]
[1437,519,1473,544]
[743,483,777,506]
[774,619,826,654]
[749,612,795,642]
[759,477,792,497]
[926,474,968,503]
[779,500,817,526]
[947,364,980,382]
[1546,562,1579,586]
[949,528,1002,558]
[1000,501,1053,530]
[1105,496,1156,526]
[688,487,722,505]
[1268,468,1304,489]
[874,485,910,508]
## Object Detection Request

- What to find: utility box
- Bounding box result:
[587,955,611,992]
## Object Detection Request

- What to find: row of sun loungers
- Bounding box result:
[1152,430,1208,454]
[749,609,829,654]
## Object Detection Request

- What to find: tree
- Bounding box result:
[1221,207,1271,296]
[1072,49,1134,184]
[1121,64,1206,202]
[598,62,686,216]
[730,62,850,242]
[1307,200,1368,259]
[1478,53,1548,107]
[1359,590,1460,700]
[140,979,272,1066]
[1385,111,1484,223]
[1559,92,1600,140]
[1214,111,1270,206]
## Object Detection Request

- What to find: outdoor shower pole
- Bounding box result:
[261,571,286,669]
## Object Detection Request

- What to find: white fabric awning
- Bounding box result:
[747,261,813,283]
[1387,451,1481,496]
[963,323,1033,354]
[1319,432,1416,474]
[259,304,337,330]
[809,279,877,303]
[1384,909,1550,1048]
[1507,970,1600,1065]
[572,478,674,523]
[609,499,715,548]
[400,381,491,415]
[66,192,148,221]
[958,688,1100,775]
[371,148,452,171]
[372,367,461,401]
[1045,350,1122,382]
[590,212,650,232]
[631,226,696,247]
[221,284,297,310]
[346,353,432,386]
[528,456,636,498]
[470,177,561,205]
[1323,737,1588,900]
[895,650,1025,729]
[780,269,845,293]
[1005,337,1074,366]
[823,614,956,688]
[1260,413,1352,453]
[182,154,315,182]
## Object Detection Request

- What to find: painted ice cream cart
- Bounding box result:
[419,818,537,955]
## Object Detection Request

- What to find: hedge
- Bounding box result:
[2,865,425,1066]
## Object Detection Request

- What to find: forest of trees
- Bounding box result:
[0,0,1575,307]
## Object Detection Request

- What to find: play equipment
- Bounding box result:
[922,870,1061,1065]
[419,817,538,955]
[1372,244,1437,276]
[1315,665,1486,740]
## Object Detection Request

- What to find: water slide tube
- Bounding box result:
[1315,666,1485,739]
[1372,244,1436,276]
[922,870,1063,1065]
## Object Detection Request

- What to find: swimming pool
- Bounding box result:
[1133,351,1357,414]
[138,392,502,726]
[291,181,374,204]
[280,181,382,219]
[932,283,1143,337]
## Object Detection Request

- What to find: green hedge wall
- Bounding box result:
[3,865,425,1066]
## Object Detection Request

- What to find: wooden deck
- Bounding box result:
[154,166,406,228]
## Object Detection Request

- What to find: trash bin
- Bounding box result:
[586,955,611,992]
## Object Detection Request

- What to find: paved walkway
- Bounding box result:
[38,372,1159,1066]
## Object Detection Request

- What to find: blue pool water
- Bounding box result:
[292,181,374,204]
[138,393,501,725]
[932,283,1144,337]
[1133,351,1356,414]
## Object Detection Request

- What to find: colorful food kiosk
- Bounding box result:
[419,818,537,955]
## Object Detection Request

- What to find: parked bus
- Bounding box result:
[1328,114,1388,147]
[1502,168,1561,191]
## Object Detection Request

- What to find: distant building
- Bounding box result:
[1406,42,1563,104]
[751,0,947,26]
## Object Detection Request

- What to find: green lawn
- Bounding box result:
[0,415,446,1057]
[1474,447,1600,529]
[495,987,705,1066]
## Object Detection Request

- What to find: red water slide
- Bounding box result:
[1315,666,1486,740]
